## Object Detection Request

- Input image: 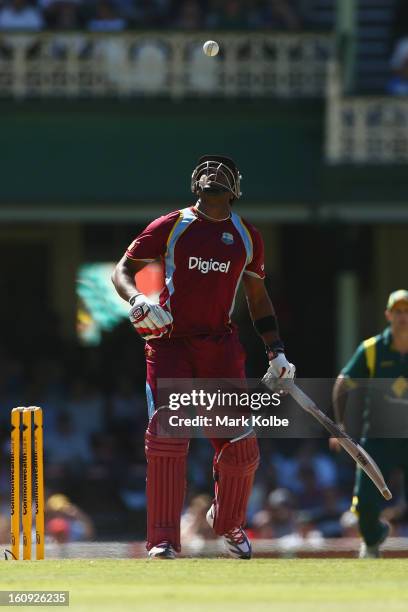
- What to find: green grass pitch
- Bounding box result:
[2,559,408,611]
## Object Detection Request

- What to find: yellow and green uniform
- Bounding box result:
[342,327,408,546]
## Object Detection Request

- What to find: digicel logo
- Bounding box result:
[189,257,231,274]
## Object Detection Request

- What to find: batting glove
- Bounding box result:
[129,294,173,341]
[262,341,296,389]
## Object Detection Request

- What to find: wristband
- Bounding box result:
[253,315,278,335]
[129,293,143,306]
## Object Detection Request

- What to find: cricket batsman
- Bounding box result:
[331,289,408,558]
[112,155,295,559]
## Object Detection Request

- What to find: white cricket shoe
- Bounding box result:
[148,542,176,559]
[206,504,252,560]
[359,523,390,559]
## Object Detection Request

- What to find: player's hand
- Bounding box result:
[329,424,345,452]
[129,294,173,340]
[262,347,296,393]
[266,352,296,380]
[329,437,343,453]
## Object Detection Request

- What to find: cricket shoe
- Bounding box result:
[206,504,252,560]
[148,542,176,559]
[359,522,390,559]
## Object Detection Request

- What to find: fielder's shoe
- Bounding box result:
[359,522,390,559]
[206,504,252,560]
[148,542,176,559]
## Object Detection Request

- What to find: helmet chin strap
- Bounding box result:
[193,204,231,222]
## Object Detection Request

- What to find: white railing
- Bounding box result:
[326,61,408,163]
[0,32,333,99]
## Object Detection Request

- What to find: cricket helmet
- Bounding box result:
[191,155,242,200]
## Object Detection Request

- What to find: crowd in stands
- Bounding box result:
[0,310,407,545]
[3,0,408,98]
[389,0,408,95]
[0,0,305,33]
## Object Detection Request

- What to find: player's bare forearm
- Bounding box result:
[111,255,147,302]
[332,375,349,426]
[243,274,280,345]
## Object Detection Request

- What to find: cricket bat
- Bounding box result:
[263,379,392,501]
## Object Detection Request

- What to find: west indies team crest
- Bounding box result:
[221,232,234,245]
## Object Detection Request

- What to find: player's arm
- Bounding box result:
[112,215,178,340]
[112,254,172,340]
[243,274,279,346]
[329,375,354,452]
[243,274,295,381]
[111,254,147,303]
[329,342,369,451]
[332,375,351,428]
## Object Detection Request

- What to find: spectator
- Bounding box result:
[175,0,202,30]
[245,0,265,29]
[308,487,346,538]
[43,1,85,57]
[252,488,296,538]
[296,441,338,490]
[151,0,172,26]
[87,0,126,31]
[204,0,219,28]
[339,510,359,538]
[388,38,408,96]
[262,0,301,31]
[296,465,326,513]
[0,0,311,31]
[131,0,171,27]
[46,493,95,542]
[206,0,248,30]
[181,494,217,548]
[44,0,81,30]
[120,0,146,26]
[0,0,44,30]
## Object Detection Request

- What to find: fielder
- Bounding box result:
[331,289,408,557]
[112,155,295,559]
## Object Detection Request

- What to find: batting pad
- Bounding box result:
[145,426,189,553]
[213,436,259,536]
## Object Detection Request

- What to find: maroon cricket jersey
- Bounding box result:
[126,206,265,337]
